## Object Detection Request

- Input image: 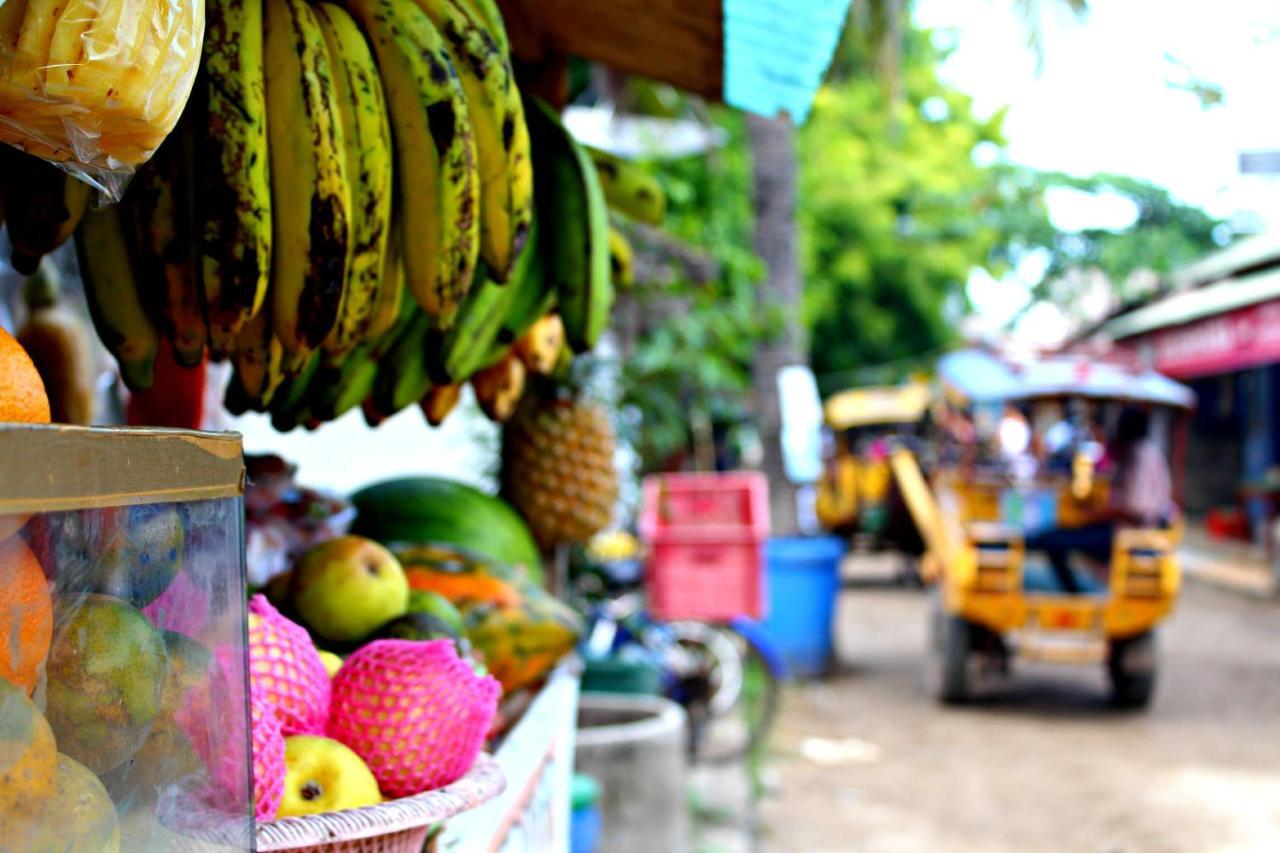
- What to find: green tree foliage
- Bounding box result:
[618,109,764,471]
[801,27,1006,387]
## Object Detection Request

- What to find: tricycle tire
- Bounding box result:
[925,589,971,704]
[1108,631,1156,709]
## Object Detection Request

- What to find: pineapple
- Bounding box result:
[502,391,619,549]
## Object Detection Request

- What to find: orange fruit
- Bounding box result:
[0,328,50,539]
[0,326,51,424]
[0,677,58,841]
[0,536,53,696]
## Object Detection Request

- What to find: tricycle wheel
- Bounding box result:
[925,589,971,704]
[1108,631,1156,709]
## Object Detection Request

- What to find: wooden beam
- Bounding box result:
[496,0,723,101]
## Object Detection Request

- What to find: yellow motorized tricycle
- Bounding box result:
[816,382,929,577]
[896,350,1194,708]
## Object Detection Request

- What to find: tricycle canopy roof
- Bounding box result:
[824,383,929,429]
[937,348,1195,410]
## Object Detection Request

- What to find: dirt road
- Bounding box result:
[759,567,1280,852]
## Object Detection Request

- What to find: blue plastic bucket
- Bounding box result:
[761,536,845,677]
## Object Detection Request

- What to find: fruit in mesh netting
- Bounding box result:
[327,639,499,797]
[0,535,53,695]
[44,594,167,775]
[0,678,57,839]
[502,397,618,548]
[248,594,331,735]
[178,648,284,822]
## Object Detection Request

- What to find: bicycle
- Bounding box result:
[572,558,785,765]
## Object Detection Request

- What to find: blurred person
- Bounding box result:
[1026,406,1172,593]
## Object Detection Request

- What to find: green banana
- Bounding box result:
[608,225,635,290]
[200,0,272,359]
[416,0,531,281]
[128,123,208,367]
[265,0,353,362]
[371,308,437,417]
[343,0,479,329]
[306,343,379,422]
[8,159,91,275]
[585,146,667,224]
[526,97,612,353]
[270,352,323,431]
[315,2,394,358]
[76,206,160,391]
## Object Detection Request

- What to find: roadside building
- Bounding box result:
[1074,233,1280,543]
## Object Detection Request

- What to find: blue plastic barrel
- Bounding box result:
[761,536,845,677]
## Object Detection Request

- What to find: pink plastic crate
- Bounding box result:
[640,472,769,621]
[639,471,770,540]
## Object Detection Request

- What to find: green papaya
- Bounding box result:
[351,478,544,586]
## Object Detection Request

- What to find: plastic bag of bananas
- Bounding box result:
[0,0,205,198]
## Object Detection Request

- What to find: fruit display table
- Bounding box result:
[440,662,583,852]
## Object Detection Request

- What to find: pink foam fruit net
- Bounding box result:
[327,638,501,799]
[248,594,331,736]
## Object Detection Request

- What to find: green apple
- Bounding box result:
[291,536,409,642]
[277,736,381,818]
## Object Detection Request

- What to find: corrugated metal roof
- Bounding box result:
[723,0,853,123]
[1103,265,1280,340]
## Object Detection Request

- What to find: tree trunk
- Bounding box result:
[747,113,804,536]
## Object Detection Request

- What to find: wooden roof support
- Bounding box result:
[496,0,724,101]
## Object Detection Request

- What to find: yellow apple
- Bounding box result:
[317,651,344,679]
[290,536,409,642]
[277,736,382,818]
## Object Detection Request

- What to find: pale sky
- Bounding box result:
[913,0,1280,345]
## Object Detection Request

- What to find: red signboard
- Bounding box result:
[1125,298,1280,379]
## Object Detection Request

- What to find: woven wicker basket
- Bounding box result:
[255,754,506,852]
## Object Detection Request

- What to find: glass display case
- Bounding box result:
[0,425,250,851]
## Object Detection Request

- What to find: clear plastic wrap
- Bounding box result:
[0,0,205,199]
[0,425,251,851]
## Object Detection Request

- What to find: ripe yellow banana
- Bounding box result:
[264,0,352,363]
[315,2,394,359]
[420,383,461,426]
[472,349,525,422]
[200,0,272,359]
[128,126,208,367]
[233,303,287,409]
[343,0,479,329]
[364,225,406,341]
[76,205,160,391]
[514,313,565,375]
[416,0,531,281]
[453,0,505,52]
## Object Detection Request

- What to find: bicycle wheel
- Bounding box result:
[662,620,744,717]
[678,625,782,765]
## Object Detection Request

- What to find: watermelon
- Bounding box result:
[350,478,544,585]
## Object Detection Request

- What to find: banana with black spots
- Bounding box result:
[416,0,531,281]
[200,0,272,359]
[525,96,611,353]
[128,124,208,367]
[264,0,353,363]
[7,159,91,275]
[342,0,479,329]
[76,206,161,391]
[231,303,287,411]
[315,2,394,359]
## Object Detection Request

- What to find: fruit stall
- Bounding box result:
[0,0,851,848]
